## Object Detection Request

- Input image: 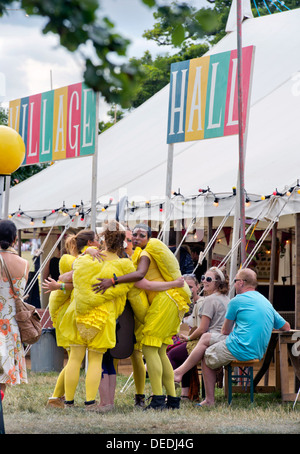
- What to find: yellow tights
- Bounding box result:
[64,346,103,402]
[142,344,175,397]
[130,349,146,395]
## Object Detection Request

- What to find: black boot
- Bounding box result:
[166,395,181,410]
[143,395,166,411]
[134,394,145,408]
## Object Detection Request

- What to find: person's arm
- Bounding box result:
[221,318,234,335]
[180,315,211,341]
[59,270,74,282]
[135,276,184,291]
[279,321,291,331]
[42,277,73,294]
[92,255,150,294]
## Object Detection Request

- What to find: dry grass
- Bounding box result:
[1,369,300,435]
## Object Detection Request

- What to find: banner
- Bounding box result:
[167,45,254,144]
[8,82,97,166]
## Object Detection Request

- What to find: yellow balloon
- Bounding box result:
[0,126,25,175]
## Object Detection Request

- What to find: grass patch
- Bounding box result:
[1,369,300,434]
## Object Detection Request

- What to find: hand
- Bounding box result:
[42,277,60,293]
[179,333,189,342]
[92,278,113,294]
[85,248,106,262]
[174,276,185,288]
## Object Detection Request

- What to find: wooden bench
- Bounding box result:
[224,360,260,404]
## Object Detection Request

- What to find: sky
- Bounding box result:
[0,0,211,119]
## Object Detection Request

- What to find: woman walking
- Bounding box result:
[0,220,30,398]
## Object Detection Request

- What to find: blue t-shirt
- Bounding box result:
[225,291,286,361]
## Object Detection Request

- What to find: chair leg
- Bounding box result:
[250,367,254,403]
[228,365,232,405]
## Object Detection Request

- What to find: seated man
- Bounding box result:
[175,268,290,407]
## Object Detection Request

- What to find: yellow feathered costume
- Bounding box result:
[48,254,76,349]
[132,238,191,348]
[59,251,146,352]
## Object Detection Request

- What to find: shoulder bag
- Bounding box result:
[0,255,42,345]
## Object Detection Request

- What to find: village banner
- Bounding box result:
[8,82,97,166]
[167,45,254,143]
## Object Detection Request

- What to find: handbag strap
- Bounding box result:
[0,254,18,297]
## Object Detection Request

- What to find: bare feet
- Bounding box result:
[173,369,183,383]
[195,400,214,407]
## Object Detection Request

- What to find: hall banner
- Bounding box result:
[167,45,255,144]
[8,82,97,166]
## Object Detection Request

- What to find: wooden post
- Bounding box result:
[268,222,278,305]
[265,222,277,386]
[289,228,293,286]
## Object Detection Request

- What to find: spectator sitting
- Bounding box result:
[168,268,229,401]
[174,268,290,407]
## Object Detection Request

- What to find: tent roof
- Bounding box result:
[8,8,300,228]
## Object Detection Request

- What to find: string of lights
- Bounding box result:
[7,181,300,227]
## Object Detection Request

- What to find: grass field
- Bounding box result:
[1,368,299,435]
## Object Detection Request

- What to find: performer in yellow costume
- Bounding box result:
[95,224,191,410]
[60,221,148,410]
[42,229,103,408]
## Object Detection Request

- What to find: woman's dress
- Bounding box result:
[0,272,28,385]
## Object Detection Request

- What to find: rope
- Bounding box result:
[23,219,73,356]
[24,219,72,296]
[193,203,235,275]
[119,371,134,393]
[242,189,296,270]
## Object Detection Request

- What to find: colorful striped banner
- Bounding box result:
[8,82,97,166]
[167,46,255,144]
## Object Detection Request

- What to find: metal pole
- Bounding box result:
[0,176,4,219]
[163,143,174,245]
[237,0,246,266]
[91,92,100,231]
[3,175,11,218]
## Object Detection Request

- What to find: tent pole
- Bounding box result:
[0,176,4,219]
[3,176,10,219]
[163,143,174,245]
[91,92,100,231]
[237,0,246,266]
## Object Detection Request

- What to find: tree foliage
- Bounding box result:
[0,0,205,108]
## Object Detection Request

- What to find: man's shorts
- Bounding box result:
[204,333,237,370]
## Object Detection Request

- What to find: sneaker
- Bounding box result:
[46,397,65,409]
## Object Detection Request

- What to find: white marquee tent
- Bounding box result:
[7,7,300,230]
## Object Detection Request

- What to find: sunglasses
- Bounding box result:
[201,275,217,283]
[234,279,247,283]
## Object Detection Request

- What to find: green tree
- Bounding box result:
[0,0,206,107]
[98,106,124,134]
[129,42,209,108]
